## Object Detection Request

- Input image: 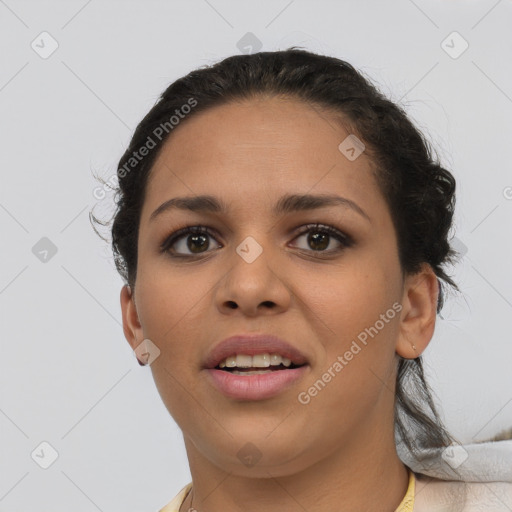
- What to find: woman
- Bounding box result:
[92,48,512,511]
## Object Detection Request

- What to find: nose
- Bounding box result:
[214,237,292,317]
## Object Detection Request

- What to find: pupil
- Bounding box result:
[309,232,328,251]
[188,234,208,253]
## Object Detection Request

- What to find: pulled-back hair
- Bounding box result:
[91,48,462,461]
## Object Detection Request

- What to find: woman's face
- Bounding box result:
[121,95,435,477]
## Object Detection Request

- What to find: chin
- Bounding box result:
[208,433,309,472]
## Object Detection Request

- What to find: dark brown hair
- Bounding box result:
[91,48,462,461]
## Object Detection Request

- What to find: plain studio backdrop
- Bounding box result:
[1,0,511,510]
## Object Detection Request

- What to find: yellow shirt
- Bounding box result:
[159,469,416,512]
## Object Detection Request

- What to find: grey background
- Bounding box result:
[1,0,511,510]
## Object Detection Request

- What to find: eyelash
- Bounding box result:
[160,223,354,259]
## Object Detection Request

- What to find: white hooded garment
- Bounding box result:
[159,440,512,511]
[400,440,512,511]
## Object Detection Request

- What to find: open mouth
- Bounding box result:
[215,362,305,375]
[203,335,310,400]
[206,356,309,400]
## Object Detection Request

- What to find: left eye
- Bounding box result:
[291,223,351,253]
[161,223,352,257]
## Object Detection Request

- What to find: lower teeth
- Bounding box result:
[230,369,273,375]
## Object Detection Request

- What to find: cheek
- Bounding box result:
[136,261,213,333]
[302,263,391,332]
[303,263,399,380]
[135,271,209,426]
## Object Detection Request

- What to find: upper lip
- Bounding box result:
[203,334,309,369]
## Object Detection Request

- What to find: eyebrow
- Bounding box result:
[149,193,371,223]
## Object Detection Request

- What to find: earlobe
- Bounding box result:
[120,284,143,353]
[396,264,439,360]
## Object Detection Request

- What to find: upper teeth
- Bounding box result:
[219,353,292,368]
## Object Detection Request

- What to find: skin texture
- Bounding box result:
[120,96,439,512]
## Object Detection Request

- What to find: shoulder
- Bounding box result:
[414,474,512,511]
[158,482,192,512]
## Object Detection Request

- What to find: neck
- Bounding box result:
[180,422,409,512]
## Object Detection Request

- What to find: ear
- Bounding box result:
[396,263,439,359]
[120,284,144,353]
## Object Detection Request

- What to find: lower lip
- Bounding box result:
[204,366,309,401]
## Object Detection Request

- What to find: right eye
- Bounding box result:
[160,225,222,257]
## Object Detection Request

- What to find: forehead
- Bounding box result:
[141,96,384,222]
